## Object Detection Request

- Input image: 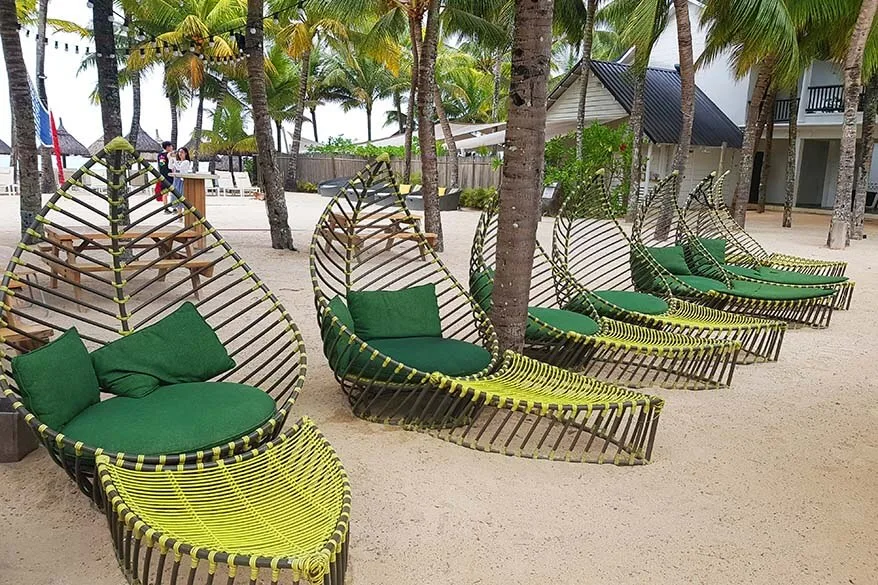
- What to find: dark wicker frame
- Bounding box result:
[0,138,305,498]
[310,158,664,464]
[553,172,787,363]
[470,199,742,390]
[681,172,854,310]
[631,172,835,329]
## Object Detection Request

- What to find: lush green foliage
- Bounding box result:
[544,123,633,215]
[460,186,498,209]
[306,136,446,158]
[297,181,318,193]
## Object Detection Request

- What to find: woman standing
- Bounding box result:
[170,147,192,214]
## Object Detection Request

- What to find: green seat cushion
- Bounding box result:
[674,275,834,300]
[59,382,276,456]
[355,336,493,379]
[527,307,600,340]
[645,246,692,275]
[698,238,728,263]
[322,296,356,372]
[590,290,670,316]
[11,328,100,429]
[90,302,235,398]
[347,284,442,341]
[722,264,847,286]
[470,269,494,312]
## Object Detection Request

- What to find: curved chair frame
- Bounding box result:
[310,158,664,464]
[553,173,786,363]
[681,173,853,309]
[471,199,741,390]
[0,138,305,497]
[631,173,834,329]
[702,172,847,277]
[97,417,350,585]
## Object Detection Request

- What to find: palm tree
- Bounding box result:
[323,42,395,141]
[829,0,878,249]
[853,74,878,238]
[246,0,294,250]
[671,0,694,178]
[201,97,256,185]
[35,0,54,193]
[416,0,443,249]
[263,44,301,151]
[0,0,40,233]
[492,0,555,351]
[440,63,495,122]
[92,0,123,143]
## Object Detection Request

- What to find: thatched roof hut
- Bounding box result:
[0,137,10,155]
[54,120,90,157]
[89,127,163,160]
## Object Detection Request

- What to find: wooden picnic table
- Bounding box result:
[323,211,437,261]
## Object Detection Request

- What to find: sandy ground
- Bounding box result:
[0,192,876,585]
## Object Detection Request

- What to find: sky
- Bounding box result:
[0,4,394,154]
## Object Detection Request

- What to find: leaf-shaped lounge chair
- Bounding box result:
[681,172,854,310]
[553,172,787,363]
[471,198,741,389]
[631,172,836,329]
[310,157,664,464]
[0,138,306,497]
[697,171,847,277]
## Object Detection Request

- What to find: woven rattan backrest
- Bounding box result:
[472,198,599,318]
[310,157,497,351]
[555,172,675,297]
[706,172,771,261]
[635,171,732,286]
[0,138,305,413]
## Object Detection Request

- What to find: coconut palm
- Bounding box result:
[201,97,256,184]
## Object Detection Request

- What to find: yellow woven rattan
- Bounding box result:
[97,418,351,585]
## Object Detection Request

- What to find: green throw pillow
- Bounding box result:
[645,246,692,275]
[469,269,495,312]
[698,238,727,263]
[91,302,235,398]
[11,328,100,429]
[347,284,443,340]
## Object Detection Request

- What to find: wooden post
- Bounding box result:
[717,141,727,176]
[174,172,216,249]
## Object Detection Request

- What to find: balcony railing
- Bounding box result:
[774,98,798,122]
[806,85,863,113]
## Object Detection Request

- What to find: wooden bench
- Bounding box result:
[46,258,216,301]
[1,279,54,352]
[322,229,438,261]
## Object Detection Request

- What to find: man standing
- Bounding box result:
[155,141,174,207]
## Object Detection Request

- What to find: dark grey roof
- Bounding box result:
[0,137,10,155]
[548,60,743,148]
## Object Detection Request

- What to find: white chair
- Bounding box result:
[216,171,243,197]
[235,172,261,197]
[0,168,19,195]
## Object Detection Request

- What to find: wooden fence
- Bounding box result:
[275,154,501,190]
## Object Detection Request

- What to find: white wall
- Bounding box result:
[546,75,628,123]
[822,140,840,208]
[645,2,749,125]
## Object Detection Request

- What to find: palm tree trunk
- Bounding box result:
[393,89,404,135]
[0,0,40,234]
[285,50,310,191]
[852,75,878,239]
[731,60,773,226]
[491,49,503,121]
[672,0,695,177]
[366,105,373,142]
[782,86,799,229]
[829,0,878,248]
[127,15,141,147]
[191,86,205,171]
[757,92,777,213]
[434,86,459,187]
[208,83,228,175]
[36,0,55,194]
[275,119,283,152]
[417,0,443,251]
[626,70,647,220]
[92,0,123,143]
[575,0,598,160]
[404,15,420,183]
[492,0,554,352]
[309,106,318,142]
[169,96,179,146]
[246,0,294,250]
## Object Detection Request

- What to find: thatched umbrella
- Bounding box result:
[0,137,10,156]
[89,128,163,161]
[54,120,90,165]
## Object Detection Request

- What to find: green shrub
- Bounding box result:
[306,135,447,158]
[460,186,497,209]
[297,181,318,193]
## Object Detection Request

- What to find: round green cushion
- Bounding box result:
[591,290,670,316]
[722,264,847,286]
[59,382,276,456]
[674,275,834,300]
[527,307,600,340]
[367,337,493,377]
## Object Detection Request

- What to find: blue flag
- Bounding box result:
[28,77,52,148]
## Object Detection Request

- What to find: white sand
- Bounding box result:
[0,193,876,585]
